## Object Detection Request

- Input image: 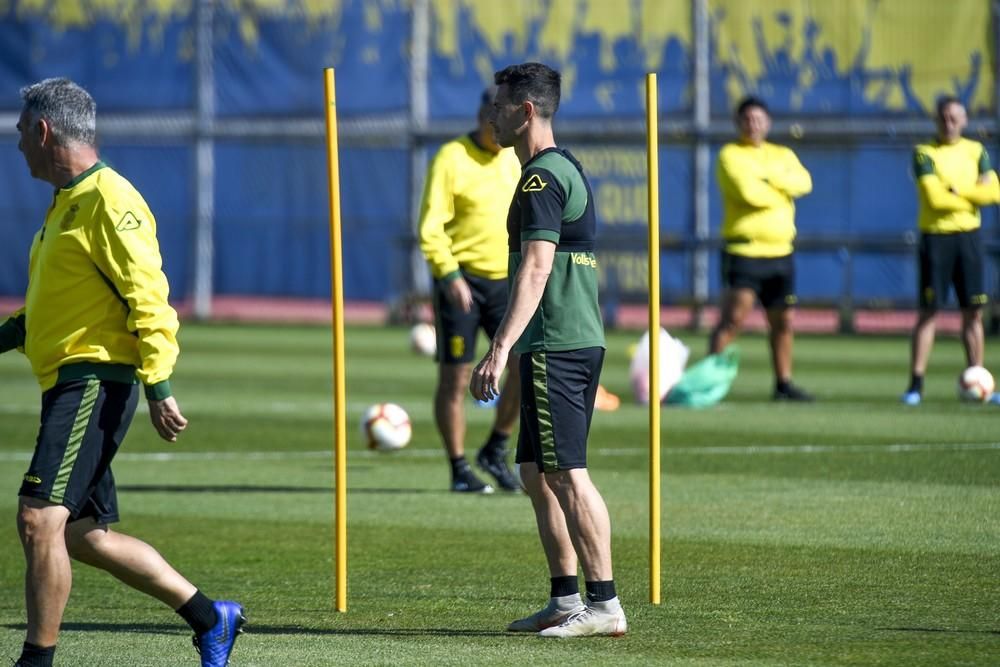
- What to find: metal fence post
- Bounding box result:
[192,0,215,320]
[405,0,431,321]
[692,0,711,329]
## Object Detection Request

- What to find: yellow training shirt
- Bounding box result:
[717,141,812,258]
[418,134,521,280]
[0,162,179,397]
[913,137,1000,234]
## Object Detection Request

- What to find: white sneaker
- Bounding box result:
[538,597,627,638]
[507,594,586,632]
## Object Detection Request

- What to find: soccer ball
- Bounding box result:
[361,402,412,451]
[957,366,995,403]
[409,322,437,357]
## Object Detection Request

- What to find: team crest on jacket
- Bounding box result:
[59,204,79,230]
[116,211,142,231]
[521,174,547,192]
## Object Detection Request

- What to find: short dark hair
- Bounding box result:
[936,95,963,117]
[20,77,97,147]
[479,85,497,108]
[735,96,769,118]
[493,62,561,119]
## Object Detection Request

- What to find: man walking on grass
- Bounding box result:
[3,77,243,667]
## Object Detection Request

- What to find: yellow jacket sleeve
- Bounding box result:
[717,148,789,209]
[958,170,1000,207]
[0,307,26,354]
[917,174,975,212]
[418,149,461,280]
[89,202,179,398]
[767,149,812,199]
[913,148,974,213]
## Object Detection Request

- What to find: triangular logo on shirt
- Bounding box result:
[116,211,141,231]
[522,174,548,192]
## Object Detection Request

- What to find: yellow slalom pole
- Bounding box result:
[645,73,662,605]
[323,67,348,613]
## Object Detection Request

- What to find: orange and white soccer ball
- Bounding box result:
[361,403,412,451]
[409,322,437,357]
[957,366,995,403]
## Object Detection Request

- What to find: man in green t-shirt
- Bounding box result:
[470,62,626,638]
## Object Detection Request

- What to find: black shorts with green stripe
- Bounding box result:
[515,347,604,473]
[19,378,138,523]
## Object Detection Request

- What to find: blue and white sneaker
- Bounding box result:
[989,392,1000,405]
[900,390,922,406]
[193,600,246,667]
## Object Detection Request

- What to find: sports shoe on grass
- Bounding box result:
[900,390,922,406]
[193,600,246,667]
[507,594,586,632]
[538,597,627,638]
[773,383,815,402]
[476,447,520,492]
[988,392,1000,405]
[451,466,494,494]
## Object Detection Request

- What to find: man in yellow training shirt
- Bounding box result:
[902,96,1000,405]
[418,87,523,493]
[2,78,242,667]
[711,97,814,401]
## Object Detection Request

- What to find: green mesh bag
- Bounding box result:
[664,346,739,408]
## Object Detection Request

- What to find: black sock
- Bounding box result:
[18,642,55,667]
[176,590,218,635]
[482,429,510,456]
[450,456,469,477]
[550,575,579,598]
[775,379,791,394]
[908,374,924,394]
[585,580,617,603]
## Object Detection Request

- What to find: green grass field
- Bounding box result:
[0,323,997,666]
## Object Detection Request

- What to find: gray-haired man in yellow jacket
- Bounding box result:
[2,78,243,667]
[418,87,523,493]
[902,96,1000,405]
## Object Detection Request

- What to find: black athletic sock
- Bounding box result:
[481,429,510,456]
[775,379,791,394]
[585,580,617,603]
[450,456,469,478]
[17,642,55,667]
[908,374,924,394]
[176,590,218,635]
[550,575,579,598]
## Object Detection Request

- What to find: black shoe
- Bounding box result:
[451,465,494,493]
[476,446,521,492]
[773,383,815,402]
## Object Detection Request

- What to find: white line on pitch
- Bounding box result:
[0,441,997,463]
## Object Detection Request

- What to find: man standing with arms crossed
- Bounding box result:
[471,62,626,637]
[3,78,243,667]
[418,86,522,493]
[711,96,814,401]
[902,96,999,405]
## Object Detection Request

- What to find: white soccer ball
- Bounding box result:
[361,402,412,451]
[957,366,995,403]
[409,322,437,357]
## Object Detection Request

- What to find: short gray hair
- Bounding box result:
[19,78,97,147]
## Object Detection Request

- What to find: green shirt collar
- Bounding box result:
[62,160,106,190]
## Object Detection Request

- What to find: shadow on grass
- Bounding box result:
[877,626,1000,635]
[2,622,183,636]
[2,622,510,638]
[117,485,441,494]
[249,625,510,638]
